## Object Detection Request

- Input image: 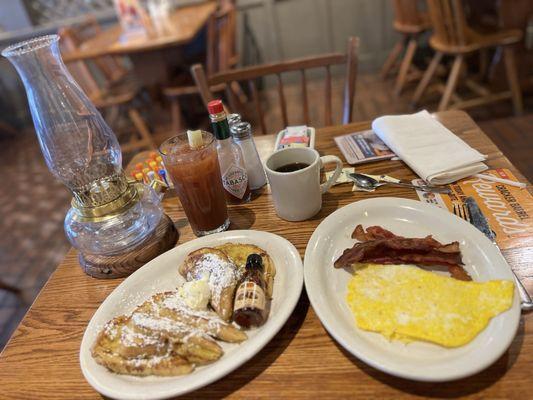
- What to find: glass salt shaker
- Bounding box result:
[231,122,267,191]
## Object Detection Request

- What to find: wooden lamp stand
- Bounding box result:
[78,214,178,279]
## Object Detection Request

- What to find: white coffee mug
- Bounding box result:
[264,147,343,221]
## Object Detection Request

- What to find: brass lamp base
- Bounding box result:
[78,214,178,279]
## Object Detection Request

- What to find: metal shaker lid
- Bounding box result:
[227,113,242,126]
[231,121,252,139]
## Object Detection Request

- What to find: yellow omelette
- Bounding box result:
[346,264,514,347]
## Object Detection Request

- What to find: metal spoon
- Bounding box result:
[348,173,451,194]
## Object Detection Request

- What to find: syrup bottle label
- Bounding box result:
[222,164,248,199]
[234,281,266,311]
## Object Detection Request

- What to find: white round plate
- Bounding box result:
[304,197,520,382]
[80,230,303,400]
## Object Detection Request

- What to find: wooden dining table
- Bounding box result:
[0,110,531,398]
[62,1,217,86]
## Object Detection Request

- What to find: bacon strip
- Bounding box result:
[338,225,471,281]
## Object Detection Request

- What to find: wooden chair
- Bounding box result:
[191,37,359,135]
[59,26,155,153]
[163,2,238,133]
[381,0,431,96]
[412,0,524,114]
[62,15,131,85]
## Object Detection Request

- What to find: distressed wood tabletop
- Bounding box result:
[0,110,531,399]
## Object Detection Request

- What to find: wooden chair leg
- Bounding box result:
[412,51,443,106]
[128,108,155,150]
[0,279,20,294]
[381,40,404,79]
[488,46,503,83]
[503,46,524,116]
[439,55,463,111]
[106,105,120,127]
[170,99,183,134]
[394,38,417,96]
[479,48,489,80]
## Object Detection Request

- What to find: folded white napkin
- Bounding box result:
[371,110,488,185]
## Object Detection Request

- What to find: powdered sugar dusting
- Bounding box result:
[185,254,238,308]
[132,313,211,342]
[161,292,226,334]
[120,323,161,347]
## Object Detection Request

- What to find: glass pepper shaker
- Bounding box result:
[231,122,267,191]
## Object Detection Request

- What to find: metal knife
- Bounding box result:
[465,197,533,311]
[465,197,496,241]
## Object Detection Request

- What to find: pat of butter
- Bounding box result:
[178,274,211,310]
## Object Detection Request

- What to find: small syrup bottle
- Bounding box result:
[233,254,267,328]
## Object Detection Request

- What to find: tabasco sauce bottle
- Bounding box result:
[208,100,251,204]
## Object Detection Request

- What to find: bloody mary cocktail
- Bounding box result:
[160,132,229,236]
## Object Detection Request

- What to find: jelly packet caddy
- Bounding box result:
[274,126,316,151]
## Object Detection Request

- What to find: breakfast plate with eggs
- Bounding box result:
[304,197,520,382]
[80,230,303,399]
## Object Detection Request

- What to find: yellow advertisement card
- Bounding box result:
[415,169,532,250]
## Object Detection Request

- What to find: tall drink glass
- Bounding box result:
[160,132,230,236]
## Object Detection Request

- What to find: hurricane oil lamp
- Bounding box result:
[2,35,164,269]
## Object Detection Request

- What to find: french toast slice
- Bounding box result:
[92,289,248,376]
[150,292,247,343]
[215,243,276,298]
[92,347,193,377]
[131,313,224,363]
[91,315,195,376]
[93,315,167,359]
[179,248,239,321]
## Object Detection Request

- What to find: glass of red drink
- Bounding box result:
[159,132,230,236]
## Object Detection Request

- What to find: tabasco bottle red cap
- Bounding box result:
[207,100,224,115]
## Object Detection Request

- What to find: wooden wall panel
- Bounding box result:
[237,0,397,72]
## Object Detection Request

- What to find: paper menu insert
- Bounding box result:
[414,169,532,250]
[334,129,395,165]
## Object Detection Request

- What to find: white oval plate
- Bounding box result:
[304,197,520,382]
[80,230,303,399]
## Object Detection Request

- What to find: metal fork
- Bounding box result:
[453,201,533,312]
[452,202,470,222]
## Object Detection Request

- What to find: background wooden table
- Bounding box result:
[62,2,217,87]
[0,110,531,399]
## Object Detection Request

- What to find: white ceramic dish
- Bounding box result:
[80,230,303,400]
[304,197,520,382]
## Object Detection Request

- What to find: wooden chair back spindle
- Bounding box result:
[300,69,310,125]
[206,2,237,76]
[192,36,359,134]
[427,0,469,47]
[325,65,333,126]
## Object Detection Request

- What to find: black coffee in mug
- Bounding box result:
[275,162,310,173]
